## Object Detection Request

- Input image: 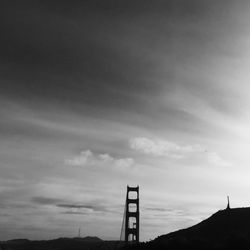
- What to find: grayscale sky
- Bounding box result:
[1,0,250,241]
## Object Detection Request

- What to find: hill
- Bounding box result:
[157,207,250,241]
[0,237,119,250]
[126,207,250,250]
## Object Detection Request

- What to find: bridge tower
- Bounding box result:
[125,185,139,244]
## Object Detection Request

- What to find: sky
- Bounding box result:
[2,0,250,241]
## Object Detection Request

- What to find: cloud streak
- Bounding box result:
[31,197,65,205]
[65,150,134,169]
[130,137,205,158]
[31,196,112,215]
[57,203,108,214]
[130,137,230,166]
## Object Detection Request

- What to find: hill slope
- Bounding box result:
[129,207,250,250]
[157,207,250,242]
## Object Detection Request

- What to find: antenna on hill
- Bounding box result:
[78,227,81,238]
[226,196,230,210]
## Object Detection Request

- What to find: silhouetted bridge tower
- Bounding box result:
[120,185,139,244]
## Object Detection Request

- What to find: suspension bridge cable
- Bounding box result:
[120,198,127,241]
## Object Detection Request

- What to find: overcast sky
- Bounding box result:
[2,0,250,241]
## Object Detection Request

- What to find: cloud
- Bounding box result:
[60,211,89,215]
[144,207,172,212]
[129,137,205,158]
[130,137,230,166]
[31,197,65,205]
[65,150,134,169]
[206,152,231,167]
[31,196,109,215]
[57,203,107,213]
[57,204,95,209]
[55,202,121,216]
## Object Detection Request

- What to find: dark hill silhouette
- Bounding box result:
[5,239,30,244]
[0,237,118,250]
[125,207,250,250]
[157,207,250,242]
[54,236,103,242]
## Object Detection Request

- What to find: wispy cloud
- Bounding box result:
[31,196,111,215]
[65,150,134,169]
[206,152,231,167]
[31,197,65,205]
[130,137,230,166]
[57,204,95,209]
[130,137,205,158]
[60,211,89,215]
[57,203,107,213]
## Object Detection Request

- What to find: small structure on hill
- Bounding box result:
[226,196,230,210]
